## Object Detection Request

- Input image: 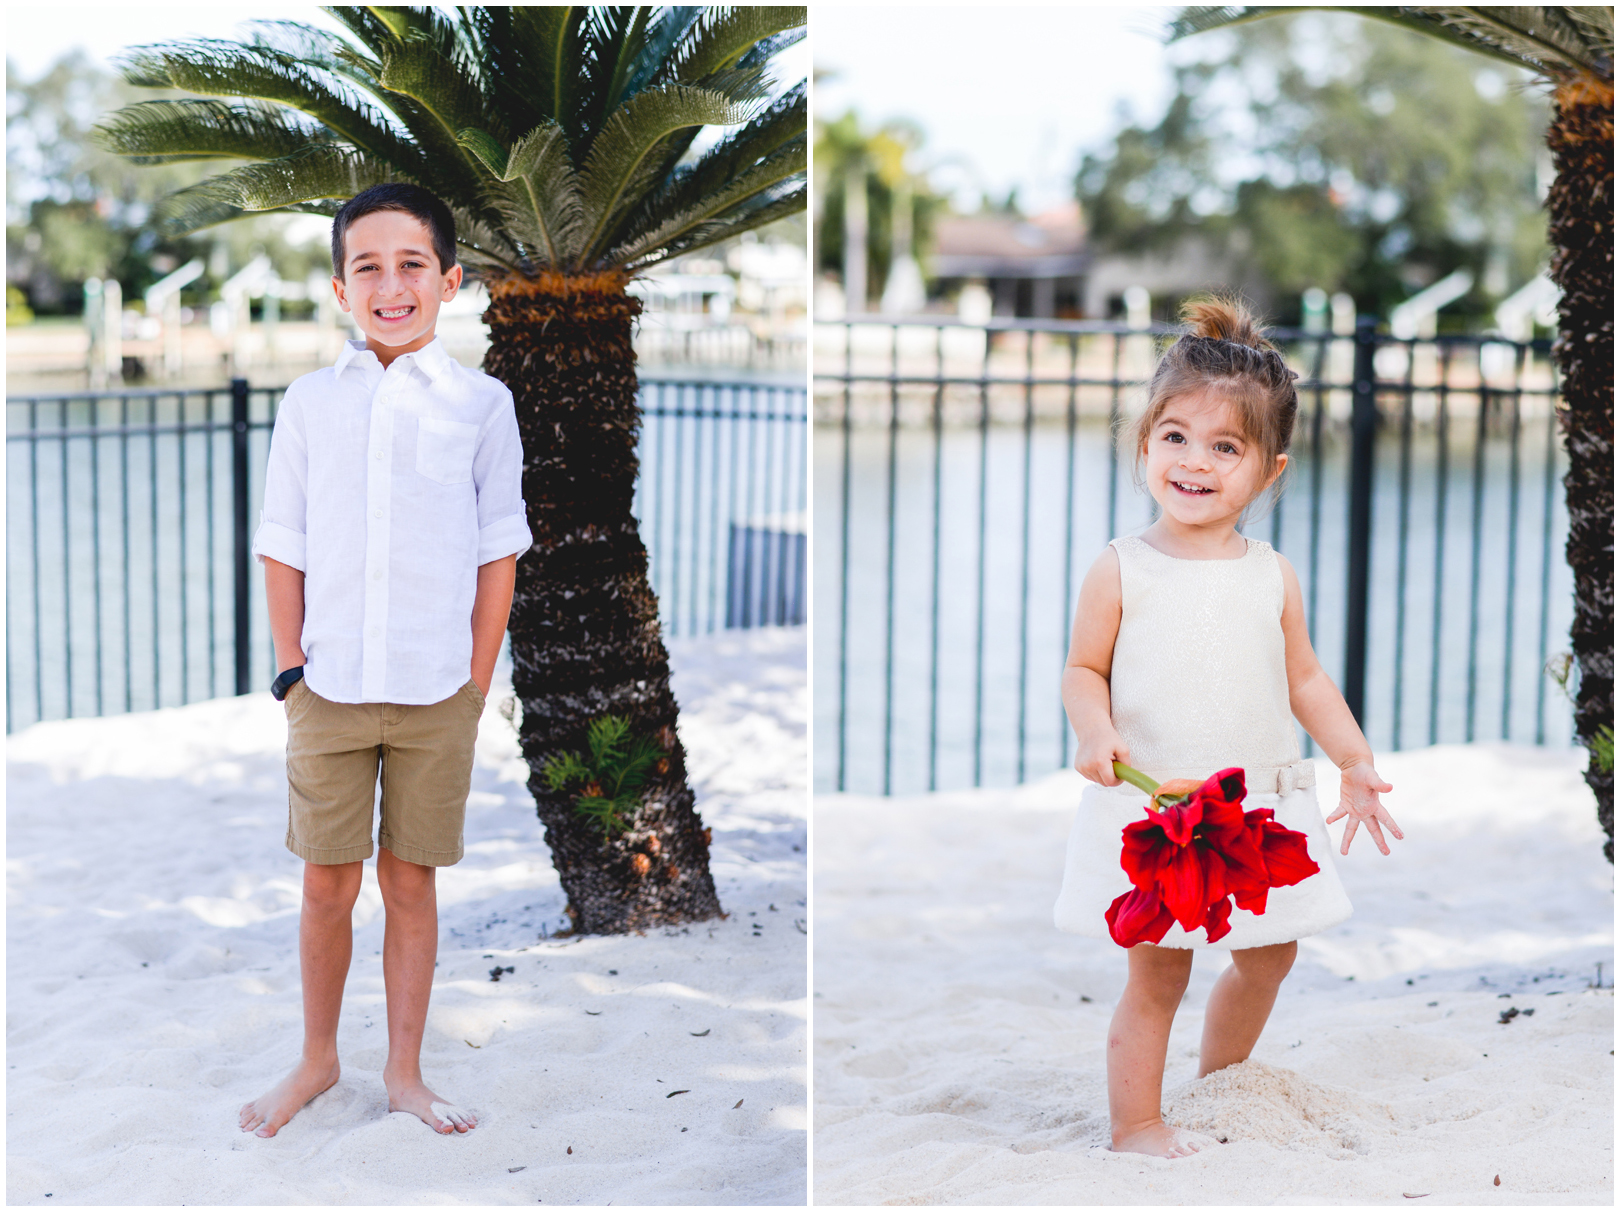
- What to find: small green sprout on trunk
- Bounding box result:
[542,716,668,837]
[1591,724,1614,775]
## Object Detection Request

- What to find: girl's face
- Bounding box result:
[1143,389,1285,530]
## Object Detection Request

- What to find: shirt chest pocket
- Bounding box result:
[415,417,479,485]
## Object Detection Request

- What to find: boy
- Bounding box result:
[240,183,531,1138]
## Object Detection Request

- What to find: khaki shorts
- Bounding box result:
[283,678,485,867]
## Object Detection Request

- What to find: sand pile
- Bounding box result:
[1163,1059,1390,1159]
[8,627,807,1206]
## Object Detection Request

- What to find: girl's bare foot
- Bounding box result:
[238,1058,341,1138]
[384,1068,476,1134]
[1110,1120,1214,1158]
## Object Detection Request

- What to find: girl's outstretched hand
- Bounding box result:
[1325,762,1402,855]
[1075,733,1129,787]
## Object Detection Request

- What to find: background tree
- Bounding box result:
[1173,6,1612,857]
[1078,15,1551,324]
[6,51,327,318]
[98,5,807,929]
[813,110,943,306]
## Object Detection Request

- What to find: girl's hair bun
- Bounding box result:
[1182,297,1275,352]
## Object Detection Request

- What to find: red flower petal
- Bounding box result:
[1231,884,1269,915]
[1106,887,1176,947]
[1257,817,1320,887]
[1120,820,1172,888]
[1144,796,1202,847]
[1157,845,1209,932]
[1209,768,1247,803]
[1201,895,1233,943]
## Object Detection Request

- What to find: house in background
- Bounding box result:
[928,203,1088,318]
[923,202,1267,323]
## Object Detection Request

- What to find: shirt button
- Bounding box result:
[375,450,384,460]
[372,569,382,581]
[374,509,383,518]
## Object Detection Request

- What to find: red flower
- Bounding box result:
[1105,767,1320,948]
[1104,886,1176,945]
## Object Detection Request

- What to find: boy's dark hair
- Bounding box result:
[330,183,457,279]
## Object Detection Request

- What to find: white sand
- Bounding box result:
[7,627,806,1205]
[814,746,1613,1204]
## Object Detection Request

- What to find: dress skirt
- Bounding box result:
[1052,779,1353,950]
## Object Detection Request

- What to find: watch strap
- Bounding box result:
[271,666,305,701]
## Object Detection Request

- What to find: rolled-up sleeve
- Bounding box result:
[472,386,533,565]
[252,389,309,571]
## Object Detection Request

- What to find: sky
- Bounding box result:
[5,4,357,76]
[812,4,1187,214]
[6,4,811,90]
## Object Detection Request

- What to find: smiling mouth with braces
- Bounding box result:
[1171,481,1214,495]
[376,306,415,318]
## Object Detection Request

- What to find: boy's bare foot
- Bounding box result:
[1110,1121,1214,1158]
[239,1058,341,1138]
[385,1070,476,1134]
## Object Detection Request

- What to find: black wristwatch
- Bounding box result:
[271,666,305,701]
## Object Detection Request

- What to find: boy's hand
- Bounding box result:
[1324,762,1402,855]
[1075,733,1129,787]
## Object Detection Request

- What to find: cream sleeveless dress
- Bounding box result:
[1053,534,1353,949]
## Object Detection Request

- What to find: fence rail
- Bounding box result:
[814,316,1571,795]
[6,375,806,733]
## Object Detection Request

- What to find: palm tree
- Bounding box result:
[1172,6,1613,859]
[98,6,807,929]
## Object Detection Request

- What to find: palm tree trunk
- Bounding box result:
[1546,76,1614,861]
[483,271,725,930]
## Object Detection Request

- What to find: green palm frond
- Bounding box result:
[243,19,382,76]
[629,182,804,269]
[735,27,806,73]
[1170,7,1614,79]
[662,81,804,210]
[96,99,330,163]
[459,122,585,264]
[609,80,802,257]
[575,83,754,264]
[592,6,657,119]
[117,40,412,162]
[666,5,808,84]
[321,5,408,55]
[374,19,497,148]
[155,144,392,233]
[449,208,525,273]
[511,5,591,134]
[612,134,804,266]
[102,6,805,271]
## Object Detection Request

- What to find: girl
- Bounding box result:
[1054,299,1403,1159]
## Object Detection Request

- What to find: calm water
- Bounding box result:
[814,410,1574,795]
[6,378,806,731]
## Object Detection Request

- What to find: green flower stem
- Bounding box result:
[1112,762,1161,795]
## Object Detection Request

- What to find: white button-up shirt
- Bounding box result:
[252,337,532,705]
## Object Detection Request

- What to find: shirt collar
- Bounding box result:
[332,336,452,384]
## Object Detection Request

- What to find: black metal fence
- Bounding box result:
[815,317,1571,795]
[6,375,807,732]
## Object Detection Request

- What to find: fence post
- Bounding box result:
[231,377,252,695]
[1343,317,1378,727]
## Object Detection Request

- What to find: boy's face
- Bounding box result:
[332,209,462,359]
